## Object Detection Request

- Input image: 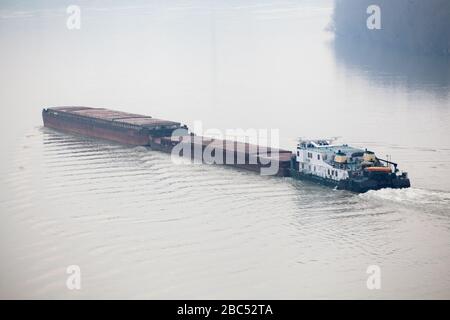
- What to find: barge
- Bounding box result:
[42,107,292,177]
[42,106,185,145]
[42,107,411,191]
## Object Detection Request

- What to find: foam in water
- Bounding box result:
[360,187,450,208]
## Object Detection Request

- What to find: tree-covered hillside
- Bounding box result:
[332,0,450,55]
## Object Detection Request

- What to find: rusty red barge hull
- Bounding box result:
[42,106,293,177]
[42,107,181,145]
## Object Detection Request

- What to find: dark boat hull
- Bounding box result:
[289,168,411,193]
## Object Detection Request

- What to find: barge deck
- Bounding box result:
[42,106,293,177]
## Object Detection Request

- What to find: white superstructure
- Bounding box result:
[295,139,366,181]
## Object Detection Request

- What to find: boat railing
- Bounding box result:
[376,157,398,171]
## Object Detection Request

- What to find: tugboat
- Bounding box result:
[290,139,411,193]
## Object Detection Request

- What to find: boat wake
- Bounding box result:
[359,187,450,212]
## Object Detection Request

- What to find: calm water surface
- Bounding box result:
[0,0,449,299]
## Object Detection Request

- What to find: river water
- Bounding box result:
[1,0,449,299]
